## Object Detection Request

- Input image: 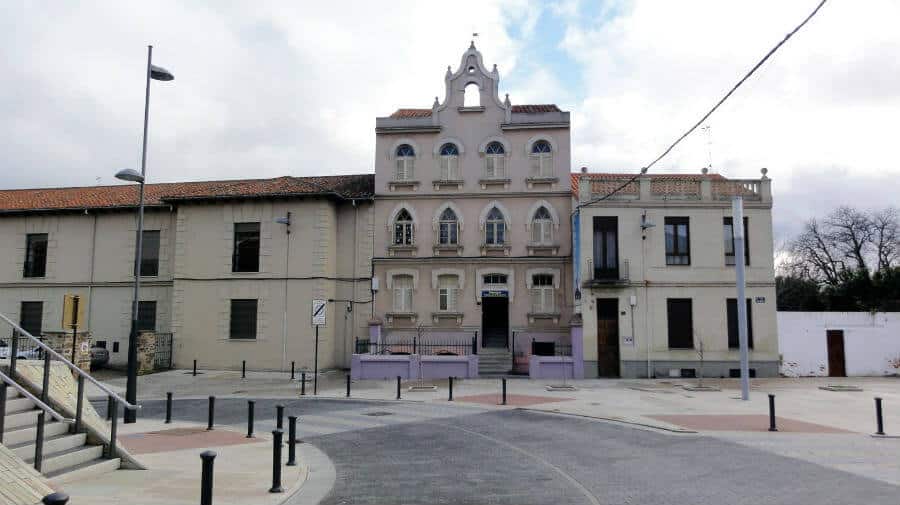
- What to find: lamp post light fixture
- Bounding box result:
[122,45,174,424]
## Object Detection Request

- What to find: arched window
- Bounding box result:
[484,207,506,245]
[530,140,553,177]
[531,206,553,244]
[392,274,414,312]
[485,141,506,178]
[395,144,415,180]
[393,209,414,246]
[439,143,459,180]
[438,208,459,245]
[437,274,460,312]
[463,83,480,107]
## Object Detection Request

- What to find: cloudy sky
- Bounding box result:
[3,0,898,242]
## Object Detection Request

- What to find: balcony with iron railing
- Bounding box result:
[577,168,771,204]
[583,258,630,288]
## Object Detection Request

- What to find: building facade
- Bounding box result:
[370,43,574,373]
[573,170,779,378]
[0,176,374,371]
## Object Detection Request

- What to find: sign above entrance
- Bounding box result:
[481,290,508,298]
[311,299,327,326]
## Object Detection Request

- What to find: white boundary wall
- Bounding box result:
[778,312,900,377]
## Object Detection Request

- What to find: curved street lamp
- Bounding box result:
[123,45,174,424]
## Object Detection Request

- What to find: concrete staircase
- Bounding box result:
[2,387,120,485]
[478,348,513,375]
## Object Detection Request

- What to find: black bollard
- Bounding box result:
[269,429,284,493]
[396,376,401,400]
[300,372,306,396]
[287,415,298,466]
[291,361,295,380]
[346,375,351,398]
[247,400,255,438]
[207,396,215,431]
[200,450,216,505]
[242,360,246,379]
[41,493,70,505]
[501,378,507,405]
[768,394,777,432]
[276,404,284,430]
[875,397,885,436]
[448,376,454,401]
[165,392,173,424]
[193,359,198,376]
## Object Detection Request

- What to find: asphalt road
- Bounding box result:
[105,398,900,505]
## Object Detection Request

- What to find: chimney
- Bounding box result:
[580,166,587,174]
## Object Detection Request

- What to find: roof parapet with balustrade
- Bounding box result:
[573,169,771,207]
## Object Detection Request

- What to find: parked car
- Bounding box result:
[90,346,109,370]
[0,341,41,360]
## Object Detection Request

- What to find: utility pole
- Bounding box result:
[733,196,750,400]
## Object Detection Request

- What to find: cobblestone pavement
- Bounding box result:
[115,397,900,505]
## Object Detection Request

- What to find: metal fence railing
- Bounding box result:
[0,333,46,360]
[154,332,174,370]
[355,336,476,356]
[531,339,572,357]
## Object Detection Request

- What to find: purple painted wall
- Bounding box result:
[529,355,575,379]
[352,354,478,379]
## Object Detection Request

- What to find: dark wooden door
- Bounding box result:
[826,330,846,377]
[482,296,509,348]
[596,299,620,377]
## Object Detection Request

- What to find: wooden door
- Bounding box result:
[826,330,846,377]
[596,299,620,377]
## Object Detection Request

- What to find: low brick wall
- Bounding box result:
[351,354,478,380]
[529,355,575,380]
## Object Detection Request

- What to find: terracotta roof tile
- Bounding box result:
[0,174,374,213]
[388,104,561,118]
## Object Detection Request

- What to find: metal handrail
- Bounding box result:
[0,370,74,424]
[0,312,140,411]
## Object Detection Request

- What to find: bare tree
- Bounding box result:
[871,207,900,271]
[785,218,844,286]
[826,206,873,271]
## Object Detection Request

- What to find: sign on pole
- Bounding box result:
[62,294,84,330]
[311,299,327,326]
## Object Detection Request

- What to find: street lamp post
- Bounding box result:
[121,45,174,424]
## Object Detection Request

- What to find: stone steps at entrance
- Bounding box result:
[478,350,512,375]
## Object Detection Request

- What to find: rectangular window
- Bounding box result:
[395,158,414,180]
[137,301,157,333]
[438,275,459,312]
[141,230,161,276]
[532,220,553,244]
[23,233,48,278]
[440,156,458,180]
[392,275,414,312]
[232,222,261,272]
[665,217,690,265]
[483,273,507,285]
[727,298,754,349]
[95,340,107,349]
[530,274,555,313]
[724,217,750,266]
[19,301,43,336]
[485,155,506,178]
[592,217,618,279]
[530,152,553,177]
[394,222,413,245]
[485,222,504,245]
[438,222,458,245]
[666,298,693,349]
[229,299,258,340]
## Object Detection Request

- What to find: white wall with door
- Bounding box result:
[778,312,900,377]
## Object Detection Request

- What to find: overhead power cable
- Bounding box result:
[578,0,828,207]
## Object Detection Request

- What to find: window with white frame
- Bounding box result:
[392,274,414,312]
[484,207,506,245]
[393,209,414,246]
[437,274,460,312]
[530,274,555,313]
[439,143,459,180]
[395,144,415,180]
[438,208,459,245]
[531,206,554,244]
[483,273,507,286]
[484,141,506,178]
[530,140,553,177]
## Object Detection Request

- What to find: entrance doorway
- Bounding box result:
[826,329,846,377]
[481,296,509,348]
[596,298,620,377]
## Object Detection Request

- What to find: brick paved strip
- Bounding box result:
[453,393,573,407]
[649,414,852,433]
[120,427,264,454]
